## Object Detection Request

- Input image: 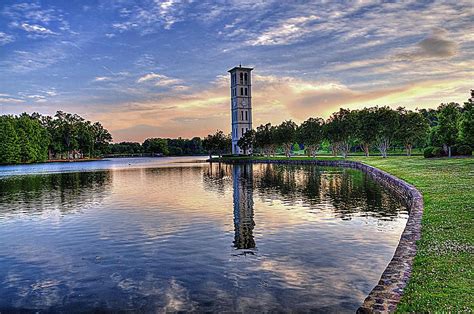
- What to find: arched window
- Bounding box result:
[245,111,248,121]
[244,73,248,84]
[241,128,244,136]
[245,88,247,95]
[240,72,243,84]
[240,87,243,95]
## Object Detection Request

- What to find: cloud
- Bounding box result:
[250,15,320,46]
[2,2,71,37]
[0,97,24,104]
[109,0,185,35]
[394,29,458,60]
[137,73,184,87]
[0,32,14,45]
[20,23,57,35]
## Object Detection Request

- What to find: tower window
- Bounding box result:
[242,128,244,136]
[244,73,248,84]
[245,88,248,95]
[240,72,243,84]
[240,87,243,95]
[241,111,243,120]
[245,111,247,121]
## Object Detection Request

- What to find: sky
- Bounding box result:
[0,0,473,142]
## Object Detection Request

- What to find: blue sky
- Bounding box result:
[0,0,472,141]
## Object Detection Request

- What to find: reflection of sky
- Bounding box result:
[0,158,407,311]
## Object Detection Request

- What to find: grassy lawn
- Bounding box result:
[352,156,474,312]
[215,155,473,311]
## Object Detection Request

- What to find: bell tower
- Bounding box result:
[228,65,253,155]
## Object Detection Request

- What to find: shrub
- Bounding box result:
[432,147,445,157]
[457,145,472,156]
[424,146,435,158]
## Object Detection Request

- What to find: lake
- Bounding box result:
[0,157,408,312]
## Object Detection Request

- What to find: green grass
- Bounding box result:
[216,155,474,311]
[352,156,474,312]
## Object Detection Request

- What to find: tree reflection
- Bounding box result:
[0,171,112,214]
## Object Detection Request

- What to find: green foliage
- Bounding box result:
[456,144,472,156]
[142,138,169,155]
[274,120,297,157]
[325,108,356,158]
[423,146,435,158]
[353,108,378,156]
[432,147,445,157]
[203,130,231,158]
[297,117,324,158]
[0,116,21,164]
[460,100,474,146]
[0,111,112,164]
[437,103,460,157]
[373,106,399,158]
[397,108,429,156]
[237,129,255,154]
[254,123,276,156]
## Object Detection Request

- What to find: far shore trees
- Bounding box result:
[297,117,324,158]
[0,111,112,164]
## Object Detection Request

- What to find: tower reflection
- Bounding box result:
[232,164,256,250]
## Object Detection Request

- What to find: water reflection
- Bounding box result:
[232,164,255,250]
[0,172,111,215]
[203,163,406,222]
[0,159,408,312]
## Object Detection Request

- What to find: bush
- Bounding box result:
[457,145,472,156]
[432,147,445,157]
[424,146,435,158]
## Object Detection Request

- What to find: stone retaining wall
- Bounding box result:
[217,159,423,313]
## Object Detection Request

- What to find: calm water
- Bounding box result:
[0,157,408,312]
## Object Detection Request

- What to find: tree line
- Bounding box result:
[205,100,473,159]
[0,111,112,164]
[108,137,206,156]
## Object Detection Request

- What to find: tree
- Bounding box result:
[274,120,297,158]
[203,130,230,159]
[397,108,429,156]
[297,117,324,158]
[353,108,378,157]
[0,116,20,164]
[373,106,399,158]
[143,138,169,155]
[237,129,255,155]
[325,109,355,158]
[255,123,275,156]
[437,103,460,157]
[460,100,474,147]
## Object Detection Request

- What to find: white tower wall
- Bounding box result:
[229,66,253,155]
